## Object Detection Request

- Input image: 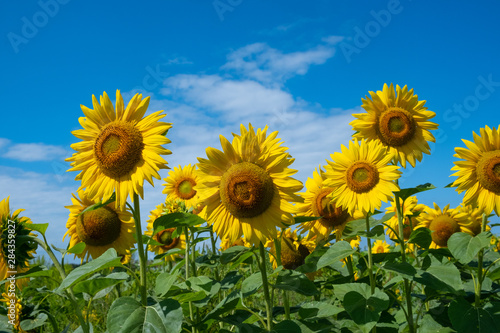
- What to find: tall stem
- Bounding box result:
[132,193,148,306]
[365,215,375,294]
[258,242,272,331]
[475,213,488,307]
[395,197,415,333]
[184,227,196,333]
[33,237,89,333]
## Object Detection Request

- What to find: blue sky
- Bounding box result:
[1,0,500,260]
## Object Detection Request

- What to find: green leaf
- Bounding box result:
[25,223,48,235]
[0,265,55,285]
[73,272,128,297]
[274,270,318,296]
[153,213,205,233]
[56,248,122,293]
[186,276,215,295]
[316,241,355,270]
[271,320,302,332]
[342,217,385,239]
[393,183,436,201]
[220,271,243,290]
[67,242,86,254]
[343,289,390,331]
[448,232,492,264]
[334,283,371,299]
[20,313,48,330]
[419,314,455,333]
[448,297,498,333]
[78,192,116,216]
[155,272,178,297]
[220,246,252,264]
[201,290,240,323]
[414,255,463,293]
[107,296,182,333]
[382,262,417,278]
[241,272,262,297]
[408,228,432,249]
[298,301,343,320]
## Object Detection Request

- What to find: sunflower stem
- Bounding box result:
[184,227,196,333]
[346,255,355,281]
[132,193,148,306]
[475,213,488,308]
[395,196,415,333]
[33,236,89,333]
[209,228,221,282]
[258,242,273,331]
[365,215,375,295]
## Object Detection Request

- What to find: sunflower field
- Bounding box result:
[2,84,500,333]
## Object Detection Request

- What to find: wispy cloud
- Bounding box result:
[3,142,68,162]
[0,138,10,150]
[221,42,335,85]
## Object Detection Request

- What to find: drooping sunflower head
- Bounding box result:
[163,164,200,209]
[296,166,359,241]
[0,197,37,288]
[66,90,172,209]
[451,125,500,215]
[417,203,471,248]
[457,204,489,236]
[372,240,390,254]
[265,229,315,270]
[384,196,423,241]
[196,124,303,246]
[351,83,438,168]
[63,190,136,262]
[324,139,401,215]
[144,202,186,261]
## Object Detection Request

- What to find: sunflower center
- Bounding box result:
[176,179,197,200]
[94,121,144,179]
[377,107,416,147]
[280,237,310,270]
[429,215,460,247]
[376,245,386,254]
[219,162,274,219]
[156,228,180,250]
[313,188,350,227]
[476,150,500,194]
[76,207,121,246]
[346,161,380,193]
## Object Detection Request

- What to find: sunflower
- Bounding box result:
[196,124,303,246]
[220,236,252,251]
[324,139,401,215]
[372,240,390,254]
[348,236,361,249]
[144,202,186,261]
[296,166,364,242]
[163,164,200,209]
[351,83,438,168]
[384,196,424,241]
[457,204,489,236]
[63,190,136,262]
[265,229,316,270]
[451,125,500,215]
[66,90,172,209]
[0,197,37,289]
[416,203,471,248]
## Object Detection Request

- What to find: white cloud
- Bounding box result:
[162,74,295,123]
[0,138,10,150]
[3,142,68,162]
[221,43,335,85]
[322,35,344,45]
